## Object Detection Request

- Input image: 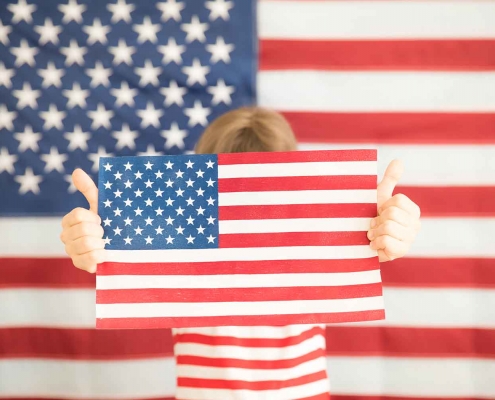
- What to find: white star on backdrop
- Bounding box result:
[160,80,187,107]
[41,147,68,173]
[182,58,210,86]
[13,82,41,109]
[40,104,66,130]
[112,123,139,150]
[61,40,87,66]
[38,62,65,88]
[34,18,62,45]
[110,81,138,107]
[14,125,41,152]
[88,103,114,129]
[0,22,11,46]
[133,17,161,44]
[207,36,234,63]
[64,174,77,193]
[109,39,136,65]
[86,61,112,87]
[162,122,188,149]
[107,0,135,23]
[11,39,39,67]
[58,0,87,24]
[137,102,164,128]
[135,59,162,86]
[64,125,91,151]
[0,62,14,88]
[208,78,235,105]
[83,18,110,45]
[157,0,185,22]
[0,105,18,130]
[184,100,211,127]
[0,147,18,174]
[8,0,37,24]
[62,82,90,108]
[158,37,186,64]
[88,146,113,172]
[15,167,43,194]
[181,15,209,43]
[205,0,234,21]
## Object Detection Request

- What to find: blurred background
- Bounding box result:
[1,0,495,398]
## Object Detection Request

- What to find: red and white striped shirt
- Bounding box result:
[173,325,330,400]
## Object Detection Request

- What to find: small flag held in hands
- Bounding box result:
[96,149,384,329]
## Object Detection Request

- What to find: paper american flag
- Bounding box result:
[96,149,384,329]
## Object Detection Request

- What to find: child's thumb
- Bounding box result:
[72,168,98,213]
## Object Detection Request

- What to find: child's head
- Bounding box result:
[195,107,297,155]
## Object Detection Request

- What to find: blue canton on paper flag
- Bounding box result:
[0,0,255,216]
[98,154,219,250]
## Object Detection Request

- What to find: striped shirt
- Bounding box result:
[173,324,330,400]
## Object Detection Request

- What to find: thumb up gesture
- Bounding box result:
[367,159,421,262]
[60,169,105,273]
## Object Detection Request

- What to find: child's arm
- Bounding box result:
[60,169,105,273]
[367,159,421,262]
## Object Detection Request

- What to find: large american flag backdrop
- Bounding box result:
[0,0,494,399]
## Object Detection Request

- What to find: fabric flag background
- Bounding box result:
[0,0,494,399]
[96,150,383,329]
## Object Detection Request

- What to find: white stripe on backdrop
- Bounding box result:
[258,71,495,112]
[0,358,176,399]
[3,287,495,328]
[258,1,495,39]
[3,218,495,257]
[2,357,494,399]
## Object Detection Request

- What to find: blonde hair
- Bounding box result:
[195,107,297,155]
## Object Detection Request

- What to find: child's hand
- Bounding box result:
[367,159,421,262]
[60,169,105,273]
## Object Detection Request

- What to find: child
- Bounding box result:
[60,107,421,400]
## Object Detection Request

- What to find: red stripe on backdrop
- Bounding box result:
[96,284,383,304]
[177,349,326,370]
[0,258,94,288]
[0,328,173,359]
[381,258,495,288]
[10,257,492,288]
[175,326,324,348]
[218,149,376,164]
[325,327,495,358]
[285,112,495,144]
[96,310,385,329]
[218,175,377,192]
[4,327,494,360]
[219,204,377,220]
[177,370,328,390]
[396,186,495,217]
[332,397,491,400]
[219,231,369,248]
[98,258,379,276]
[260,39,495,71]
